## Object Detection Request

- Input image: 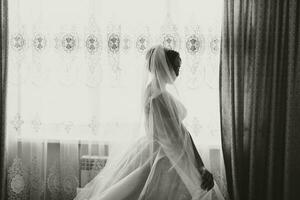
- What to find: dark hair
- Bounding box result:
[146,47,155,72]
[165,49,181,76]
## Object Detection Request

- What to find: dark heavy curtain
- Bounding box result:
[0,0,8,199]
[220,0,300,200]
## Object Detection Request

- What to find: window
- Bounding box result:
[7,0,222,146]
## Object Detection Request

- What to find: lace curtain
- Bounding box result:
[6,0,228,199]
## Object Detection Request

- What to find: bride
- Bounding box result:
[75,45,225,200]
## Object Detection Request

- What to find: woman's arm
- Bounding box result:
[150,95,204,194]
[151,94,214,191]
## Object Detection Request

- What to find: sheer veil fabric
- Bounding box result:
[74,45,225,200]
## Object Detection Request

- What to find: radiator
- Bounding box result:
[79,155,108,188]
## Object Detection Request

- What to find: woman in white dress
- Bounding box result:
[75,45,224,200]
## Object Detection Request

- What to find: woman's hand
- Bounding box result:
[199,167,214,191]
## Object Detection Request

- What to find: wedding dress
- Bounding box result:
[74,45,225,200]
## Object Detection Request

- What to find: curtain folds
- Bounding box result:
[220,0,300,200]
[1,0,8,199]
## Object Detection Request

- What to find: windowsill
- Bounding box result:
[16,134,138,144]
[17,135,222,150]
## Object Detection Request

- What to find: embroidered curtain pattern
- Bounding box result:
[6,0,227,199]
